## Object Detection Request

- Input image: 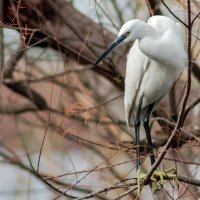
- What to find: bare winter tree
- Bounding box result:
[0,0,200,199]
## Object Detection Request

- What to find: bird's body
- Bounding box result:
[124,16,186,127]
[94,15,186,171]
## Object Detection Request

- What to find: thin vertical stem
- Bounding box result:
[0,28,4,76]
[0,0,3,76]
[180,0,192,126]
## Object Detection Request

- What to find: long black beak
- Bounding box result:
[94,35,126,67]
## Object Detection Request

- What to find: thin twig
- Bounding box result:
[182,96,200,124]
[77,92,123,113]
[94,0,119,31]
[3,66,92,84]
[0,27,4,75]
[113,186,138,200]
[46,0,99,58]
[111,0,124,26]
[161,0,188,27]
[191,11,200,25]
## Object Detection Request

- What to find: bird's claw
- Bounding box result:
[150,168,179,192]
[136,168,146,197]
[135,168,179,197]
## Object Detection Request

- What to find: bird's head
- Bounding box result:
[94,20,141,67]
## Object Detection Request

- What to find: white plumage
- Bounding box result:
[121,16,186,127]
[94,15,186,168]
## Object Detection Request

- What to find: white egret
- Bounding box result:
[94,15,186,192]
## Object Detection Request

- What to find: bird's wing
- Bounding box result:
[124,41,150,127]
[124,42,181,128]
[176,22,184,42]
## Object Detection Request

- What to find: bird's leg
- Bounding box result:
[134,94,144,170]
[134,94,144,197]
[143,104,179,192]
[143,103,156,166]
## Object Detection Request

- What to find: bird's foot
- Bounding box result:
[136,168,146,197]
[150,168,179,192]
[135,168,179,197]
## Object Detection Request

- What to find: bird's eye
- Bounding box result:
[124,31,130,37]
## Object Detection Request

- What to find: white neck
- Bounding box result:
[133,20,155,39]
